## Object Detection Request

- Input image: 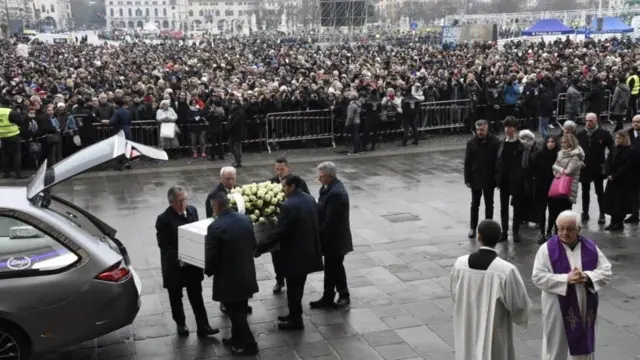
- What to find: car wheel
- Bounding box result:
[0,321,30,360]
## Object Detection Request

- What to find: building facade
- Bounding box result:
[33,0,72,29]
[104,0,273,32]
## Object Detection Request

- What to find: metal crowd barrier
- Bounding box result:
[264,109,335,153]
[94,120,160,147]
[555,89,611,124]
[418,99,472,130]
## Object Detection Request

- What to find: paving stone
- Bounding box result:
[374,343,419,360]
[36,148,640,360]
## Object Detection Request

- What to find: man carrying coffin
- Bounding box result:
[269,157,310,294]
[532,210,612,360]
[155,186,219,338]
[205,166,237,218]
[205,192,259,356]
[255,175,324,330]
[450,220,531,360]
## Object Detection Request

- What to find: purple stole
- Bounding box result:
[547,235,599,356]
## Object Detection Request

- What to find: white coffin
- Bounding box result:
[178,218,213,269]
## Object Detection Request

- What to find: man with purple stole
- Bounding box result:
[532,210,612,360]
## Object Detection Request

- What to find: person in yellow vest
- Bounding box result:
[0,97,25,179]
[626,67,639,122]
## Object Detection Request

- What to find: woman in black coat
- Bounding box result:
[604,130,633,231]
[531,136,560,244]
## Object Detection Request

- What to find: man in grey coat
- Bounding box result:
[345,93,362,154]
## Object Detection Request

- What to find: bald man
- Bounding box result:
[626,115,640,223]
[576,113,614,224]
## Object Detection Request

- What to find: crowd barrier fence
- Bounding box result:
[555,89,612,123]
[12,93,618,156]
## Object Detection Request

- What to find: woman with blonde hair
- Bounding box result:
[603,130,633,231]
[547,134,585,235]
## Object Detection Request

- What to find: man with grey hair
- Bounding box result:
[311,161,353,309]
[205,166,237,218]
[155,186,219,338]
[532,210,612,360]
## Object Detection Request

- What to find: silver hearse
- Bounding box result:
[0,131,167,359]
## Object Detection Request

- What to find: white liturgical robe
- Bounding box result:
[531,240,612,360]
[450,247,531,360]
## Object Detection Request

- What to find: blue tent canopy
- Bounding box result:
[521,19,575,36]
[587,17,633,34]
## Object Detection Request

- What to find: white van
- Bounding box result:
[28,33,72,45]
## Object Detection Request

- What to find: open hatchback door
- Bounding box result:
[27,131,168,200]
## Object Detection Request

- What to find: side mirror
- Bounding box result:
[9,226,44,239]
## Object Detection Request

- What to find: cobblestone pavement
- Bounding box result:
[38,148,640,360]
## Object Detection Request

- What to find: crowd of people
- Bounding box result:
[465,113,640,245]
[2,32,640,176]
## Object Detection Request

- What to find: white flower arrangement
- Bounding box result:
[228,181,286,225]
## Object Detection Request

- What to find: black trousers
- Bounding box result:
[630,184,640,218]
[167,284,209,329]
[209,132,224,159]
[286,274,307,321]
[500,184,522,234]
[229,140,242,164]
[271,251,285,284]
[470,188,495,230]
[581,174,605,215]
[612,114,625,133]
[323,255,349,300]
[0,136,22,176]
[362,117,379,150]
[225,300,256,347]
[547,198,572,234]
[401,115,418,144]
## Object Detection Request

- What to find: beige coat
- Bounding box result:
[552,147,585,203]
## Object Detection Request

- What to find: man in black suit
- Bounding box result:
[576,113,614,224]
[268,157,310,294]
[255,175,324,330]
[205,192,259,356]
[626,115,640,223]
[205,166,237,218]
[311,161,353,309]
[464,119,500,239]
[155,186,219,338]
[495,116,526,243]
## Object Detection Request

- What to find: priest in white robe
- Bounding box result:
[451,219,531,360]
[532,210,612,360]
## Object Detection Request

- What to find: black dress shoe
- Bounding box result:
[309,298,335,309]
[246,305,253,314]
[273,282,285,294]
[582,212,590,221]
[468,229,476,238]
[624,216,640,224]
[498,232,508,243]
[197,326,220,337]
[222,337,234,347]
[598,214,606,225]
[335,298,351,308]
[278,320,304,330]
[537,233,547,245]
[220,304,227,314]
[277,315,290,322]
[177,324,189,337]
[231,343,259,356]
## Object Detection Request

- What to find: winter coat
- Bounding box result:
[156,107,179,149]
[604,145,633,217]
[566,86,583,117]
[346,100,361,126]
[611,83,631,116]
[552,147,585,203]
